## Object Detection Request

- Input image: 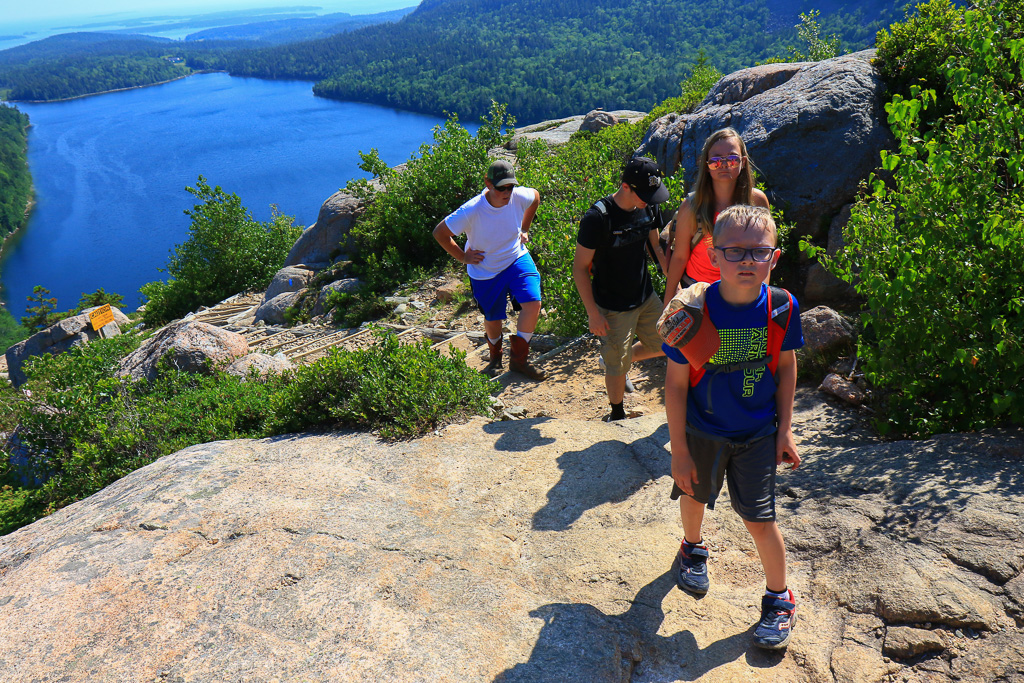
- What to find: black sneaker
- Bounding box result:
[752,590,797,650]
[672,543,710,596]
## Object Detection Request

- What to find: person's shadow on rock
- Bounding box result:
[483,417,557,452]
[494,570,785,682]
[531,423,670,531]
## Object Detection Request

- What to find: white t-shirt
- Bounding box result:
[444,187,534,280]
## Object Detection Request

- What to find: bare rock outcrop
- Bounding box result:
[116,320,248,382]
[804,204,858,303]
[5,305,131,388]
[801,305,855,356]
[638,50,893,239]
[263,265,316,302]
[284,190,365,268]
[506,109,647,150]
[311,277,363,317]
[253,290,302,325]
[224,352,294,379]
[2,393,1022,682]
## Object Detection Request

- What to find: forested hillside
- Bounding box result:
[185,7,415,45]
[1,0,916,119]
[199,0,914,122]
[0,34,198,101]
[0,104,30,238]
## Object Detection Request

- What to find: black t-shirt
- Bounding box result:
[577,196,663,311]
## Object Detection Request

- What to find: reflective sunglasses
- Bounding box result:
[707,155,742,170]
[493,184,516,193]
[714,246,777,262]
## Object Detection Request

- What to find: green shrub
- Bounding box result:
[815,0,1024,436]
[345,101,515,293]
[0,308,29,353]
[875,0,967,112]
[20,285,60,331]
[516,123,684,336]
[0,333,285,513]
[140,176,302,326]
[267,327,494,438]
[1,334,146,509]
[785,10,843,62]
[2,323,499,531]
[327,288,392,328]
[72,287,125,314]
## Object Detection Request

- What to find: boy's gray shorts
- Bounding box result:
[670,428,777,522]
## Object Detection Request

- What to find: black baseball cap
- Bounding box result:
[622,157,669,204]
[486,160,518,188]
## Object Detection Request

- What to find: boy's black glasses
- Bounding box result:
[714,246,776,262]
[707,155,742,170]
[493,184,516,193]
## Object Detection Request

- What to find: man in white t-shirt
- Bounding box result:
[433,160,546,380]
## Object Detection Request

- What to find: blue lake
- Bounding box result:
[2,73,464,320]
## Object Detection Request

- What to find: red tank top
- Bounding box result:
[684,212,719,283]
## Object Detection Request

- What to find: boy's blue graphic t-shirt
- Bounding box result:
[663,283,804,440]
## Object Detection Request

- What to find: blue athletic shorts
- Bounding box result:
[470,253,542,322]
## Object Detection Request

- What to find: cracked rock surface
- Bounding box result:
[1,391,1022,682]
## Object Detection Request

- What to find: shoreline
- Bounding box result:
[0,119,33,272]
[6,70,222,104]
[0,188,34,303]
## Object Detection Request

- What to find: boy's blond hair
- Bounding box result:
[712,204,777,247]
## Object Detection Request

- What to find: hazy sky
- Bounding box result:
[1,1,417,27]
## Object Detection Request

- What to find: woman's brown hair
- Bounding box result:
[689,127,756,246]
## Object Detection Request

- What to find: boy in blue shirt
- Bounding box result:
[662,204,804,650]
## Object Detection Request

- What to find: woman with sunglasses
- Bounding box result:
[663,128,770,307]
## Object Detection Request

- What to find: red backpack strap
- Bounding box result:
[766,286,793,377]
[688,287,792,387]
[688,301,711,387]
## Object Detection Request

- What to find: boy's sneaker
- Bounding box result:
[598,356,634,392]
[672,542,710,596]
[752,590,797,650]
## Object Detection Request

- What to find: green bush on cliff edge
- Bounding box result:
[818,0,1024,436]
[139,176,302,327]
[0,325,494,534]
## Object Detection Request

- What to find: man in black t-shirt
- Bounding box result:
[573,157,670,421]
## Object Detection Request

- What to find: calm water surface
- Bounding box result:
[3,73,462,319]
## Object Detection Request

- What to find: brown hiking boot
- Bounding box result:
[509,335,547,381]
[481,337,503,377]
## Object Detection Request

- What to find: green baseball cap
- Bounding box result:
[486,160,518,188]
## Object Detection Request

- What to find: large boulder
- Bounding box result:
[224,352,294,380]
[5,306,130,388]
[638,50,893,239]
[804,204,858,303]
[311,278,363,317]
[116,321,248,382]
[263,265,316,302]
[284,190,365,267]
[801,305,855,357]
[579,109,620,133]
[253,291,302,326]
